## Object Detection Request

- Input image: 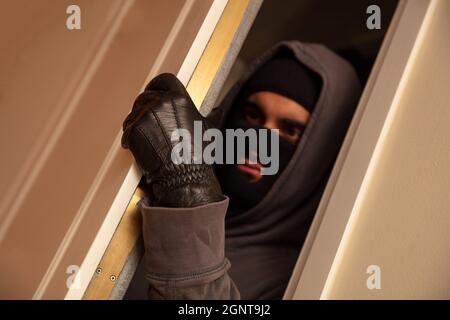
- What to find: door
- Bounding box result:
[0,0,260,299]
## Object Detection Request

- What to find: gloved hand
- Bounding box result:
[121,73,225,208]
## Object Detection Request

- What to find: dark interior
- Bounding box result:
[236,0,398,84]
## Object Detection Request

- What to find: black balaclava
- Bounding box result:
[216,50,322,213]
[213,41,361,300]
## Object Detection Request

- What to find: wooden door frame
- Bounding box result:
[65,0,262,300]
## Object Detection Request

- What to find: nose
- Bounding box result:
[263,119,278,130]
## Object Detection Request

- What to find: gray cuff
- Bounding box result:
[139,197,229,279]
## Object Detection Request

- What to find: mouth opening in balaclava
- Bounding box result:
[216,48,323,214]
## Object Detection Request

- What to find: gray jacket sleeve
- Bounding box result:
[138,197,241,299]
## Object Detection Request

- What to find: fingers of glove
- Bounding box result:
[127,91,162,119]
[144,73,204,122]
[144,73,187,96]
[122,91,162,147]
[121,96,186,155]
[126,123,162,175]
[169,95,204,133]
[131,111,175,163]
[122,90,180,149]
[122,73,206,159]
[133,90,205,147]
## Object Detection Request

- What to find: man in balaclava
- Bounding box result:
[121,41,361,299]
[216,48,322,215]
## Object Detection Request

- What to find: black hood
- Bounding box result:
[208,41,361,299]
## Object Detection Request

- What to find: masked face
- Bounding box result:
[216,91,311,212]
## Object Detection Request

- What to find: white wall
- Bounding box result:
[323,0,450,299]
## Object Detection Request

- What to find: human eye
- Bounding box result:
[280,123,304,144]
[242,103,264,126]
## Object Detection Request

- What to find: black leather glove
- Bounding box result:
[121,73,225,208]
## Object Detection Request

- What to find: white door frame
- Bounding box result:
[62,0,230,300]
[284,0,436,299]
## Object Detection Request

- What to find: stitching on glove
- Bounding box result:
[150,107,173,151]
[153,164,212,190]
[171,97,182,131]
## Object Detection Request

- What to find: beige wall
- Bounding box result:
[323,0,450,299]
[0,0,213,299]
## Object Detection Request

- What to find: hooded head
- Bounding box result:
[209,41,361,298]
[216,48,323,212]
